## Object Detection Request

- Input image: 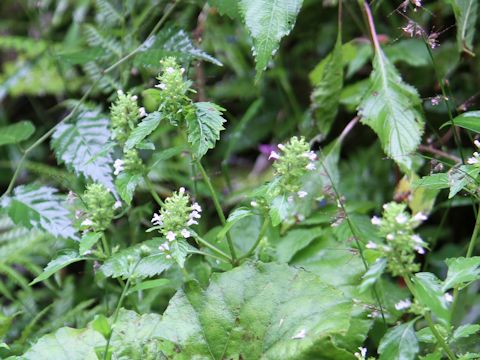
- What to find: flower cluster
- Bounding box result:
[269,136,317,196]
[467,140,480,167]
[150,187,201,258]
[368,202,428,276]
[80,183,117,232]
[110,90,144,145]
[113,149,145,177]
[154,57,194,125]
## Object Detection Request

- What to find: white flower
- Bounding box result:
[269,150,280,160]
[297,190,308,198]
[277,144,286,151]
[395,213,408,224]
[166,231,176,242]
[81,219,93,227]
[395,299,412,310]
[444,292,453,302]
[386,233,395,241]
[475,140,480,149]
[131,95,138,101]
[190,210,201,219]
[117,89,124,96]
[366,241,378,249]
[306,162,316,171]
[411,234,424,244]
[250,201,258,208]
[354,347,367,360]
[155,83,167,90]
[191,202,202,212]
[113,159,125,176]
[166,67,175,74]
[113,200,122,209]
[159,242,169,252]
[139,107,147,117]
[413,212,427,222]
[187,218,198,226]
[151,213,163,226]
[468,156,479,165]
[179,187,185,194]
[181,229,191,238]
[291,328,306,339]
[303,151,317,161]
[371,216,381,226]
[414,245,425,254]
[180,67,185,74]
[166,254,172,259]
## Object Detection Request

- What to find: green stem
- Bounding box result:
[145,177,164,206]
[193,233,232,262]
[402,274,456,360]
[195,159,237,263]
[101,233,111,257]
[239,216,269,261]
[194,250,230,263]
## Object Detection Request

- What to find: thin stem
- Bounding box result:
[193,233,232,262]
[194,159,237,263]
[101,233,111,257]
[239,216,269,261]
[402,274,456,360]
[145,177,164,206]
[193,250,230,263]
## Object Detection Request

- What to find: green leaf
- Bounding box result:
[378,321,419,360]
[217,207,253,240]
[169,239,192,268]
[30,251,86,285]
[269,194,293,226]
[157,262,353,359]
[0,121,35,146]
[51,109,114,191]
[20,327,104,359]
[79,232,102,255]
[448,0,478,54]
[358,50,424,171]
[311,34,343,136]
[126,279,171,295]
[115,171,144,205]
[275,227,323,262]
[91,315,111,338]
[187,102,226,159]
[453,324,480,341]
[443,256,480,290]
[238,0,303,78]
[100,239,172,279]
[1,185,76,239]
[447,165,479,198]
[413,173,449,190]
[209,0,238,18]
[124,111,162,151]
[359,258,387,293]
[413,272,450,326]
[443,111,480,133]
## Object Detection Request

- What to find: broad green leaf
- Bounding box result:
[384,39,430,67]
[0,121,35,146]
[187,102,226,159]
[51,109,114,191]
[209,0,238,18]
[115,171,144,205]
[1,185,76,239]
[169,239,193,268]
[100,239,172,279]
[91,315,111,338]
[447,165,479,198]
[413,173,449,190]
[79,232,102,255]
[30,251,86,285]
[358,50,424,171]
[378,321,419,360]
[20,327,104,360]
[134,28,222,68]
[311,34,343,136]
[127,279,171,295]
[217,207,253,240]
[359,258,387,293]
[413,272,450,326]
[443,256,480,290]
[238,0,303,78]
[124,111,162,151]
[275,227,323,262]
[444,111,480,133]
[453,324,480,340]
[269,194,292,226]
[158,262,353,359]
[448,0,478,54]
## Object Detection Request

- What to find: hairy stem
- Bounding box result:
[193,233,232,262]
[239,216,270,261]
[145,177,164,207]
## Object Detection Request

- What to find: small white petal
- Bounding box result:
[181,229,191,238]
[166,254,172,259]
[413,212,427,222]
[155,83,166,90]
[190,210,201,219]
[394,299,412,310]
[187,218,198,226]
[113,200,122,209]
[192,202,202,212]
[306,162,316,171]
[467,157,479,165]
[444,292,453,302]
[414,245,425,254]
[371,216,381,226]
[166,231,176,242]
[139,107,147,117]
[166,67,174,74]
[365,241,378,249]
[395,213,408,224]
[81,219,93,226]
[117,89,124,96]
[386,234,395,241]
[131,95,138,101]
[291,329,306,339]
[474,140,480,149]
[179,187,185,194]
[250,201,258,207]
[277,144,286,151]
[151,213,163,226]
[269,151,280,160]
[297,191,308,198]
[411,234,424,244]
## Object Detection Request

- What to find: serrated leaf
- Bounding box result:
[1,185,76,239]
[100,239,172,279]
[359,258,387,293]
[378,321,419,360]
[217,207,253,240]
[413,272,450,326]
[0,120,35,146]
[51,109,114,191]
[443,111,480,133]
[91,314,111,338]
[443,256,480,290]
[169,239,192,268]
[79,232,102,255]
[269,194,293,226]
[311,34,343,136]
[358,50,424,171]
[453,324,480,340]
[115,172,144,205]
[238,0,303,78]
[126,279,171,295]
[157,262,353,359]
[448,0,478,54]
[30,251,86,285]
[447,165,479,198]
[124,111,162,151]
[413,173,449,190]
[187,102,226,159]
[275,227,323,262]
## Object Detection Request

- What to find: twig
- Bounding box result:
[417,144,461,163]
